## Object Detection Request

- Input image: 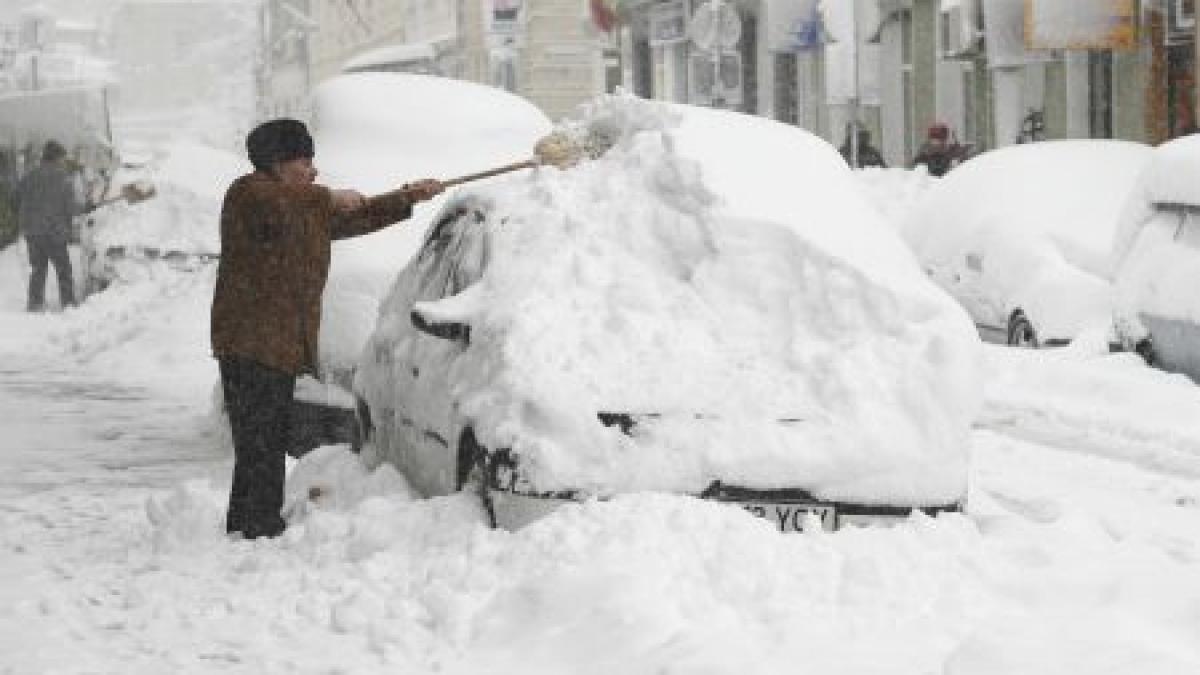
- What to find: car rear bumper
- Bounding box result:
[485,479,964,533]
[1136,314,1200,383]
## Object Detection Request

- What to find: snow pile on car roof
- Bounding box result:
[364,93,981,505]
[906,140,1151,284]
[312,73,553,380]
[89,139,249,256]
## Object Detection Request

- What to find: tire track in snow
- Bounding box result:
[975,398,1200,480]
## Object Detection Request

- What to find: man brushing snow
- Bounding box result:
[211,118,442,539]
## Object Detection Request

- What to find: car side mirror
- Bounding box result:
[411,310,471,344]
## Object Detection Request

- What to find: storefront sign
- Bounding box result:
[490,0,523,35]
[1024,0,1137,51]
[766,0,825,52]
[649,1,687,46]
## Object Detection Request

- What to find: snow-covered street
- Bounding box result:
[2,262,1200,673]
[6,0,1200,671]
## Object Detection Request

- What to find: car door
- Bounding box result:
[388,204,489,496]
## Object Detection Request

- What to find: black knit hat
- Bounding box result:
[42,140,66,162]
[246,118,314,171]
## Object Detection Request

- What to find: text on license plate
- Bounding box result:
[740,502,836,532]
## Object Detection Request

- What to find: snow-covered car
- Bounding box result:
[1111,134,1200,380]
[901,140,1152,348]
[82,140,242,295]
[353,95,982,532]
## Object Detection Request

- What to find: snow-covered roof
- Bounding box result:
[0,85,112,147]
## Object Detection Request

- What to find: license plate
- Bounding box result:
[739,502,836,532]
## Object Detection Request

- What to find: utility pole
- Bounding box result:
[850,0,860,167]
[690,0,739,109]
[712,0,724,108]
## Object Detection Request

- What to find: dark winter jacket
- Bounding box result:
[840,143,888,169]
[912,142,966,178]
[211,172,415,375]
[14,162,83,239]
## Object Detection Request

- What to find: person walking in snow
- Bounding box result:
[14,140,86,311]
[911,122,968,177]
[211,118,444,539]
[839,125,887,169]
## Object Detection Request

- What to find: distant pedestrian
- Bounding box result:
[912,122,968,177]
[14,140,85,311]
[839,125,887,169]
[211,118,444,540]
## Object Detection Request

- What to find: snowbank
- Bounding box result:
[311,73,553,378]
[981,344,1200,477]
[853,166,939,230]
[120,441,1200,674]
[361,93,981,505]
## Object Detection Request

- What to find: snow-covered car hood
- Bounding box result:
[358,94,982,506]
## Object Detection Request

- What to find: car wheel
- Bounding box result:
[1007,312,1039,349]
[1134,337,1156,366]
[458,429,497,528]
[353,396,373,453]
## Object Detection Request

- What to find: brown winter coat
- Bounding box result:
[211,172,415,375]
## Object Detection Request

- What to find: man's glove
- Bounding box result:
[402,179,444,203]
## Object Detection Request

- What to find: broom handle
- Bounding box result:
[441,159,539,188]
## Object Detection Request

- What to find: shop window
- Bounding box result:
[1088,50,1113,139]
[775,52,799,125]
[633,35,652,98]
[1167,43,1196,136]
[901,9,915,159]
[740,12,757,114]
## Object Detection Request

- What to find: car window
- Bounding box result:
[412,204,488,302]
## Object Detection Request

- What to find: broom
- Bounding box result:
[440,130,614,188]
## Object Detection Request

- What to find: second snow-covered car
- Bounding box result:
[901,140,1152,348]
[1111,134,1200,381]
[354,96,982,532]
[82,141,241,295]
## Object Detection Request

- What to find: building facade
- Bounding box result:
[309,0,457,83]
[298,0,606,122]
[617,0,1200,166]
[258,0,315,121]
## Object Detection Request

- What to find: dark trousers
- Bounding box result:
[26,234,75,311]
[218,355,295,538]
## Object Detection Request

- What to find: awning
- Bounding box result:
[341,36,453,73]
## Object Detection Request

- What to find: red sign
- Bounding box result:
[590,0,619,33]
